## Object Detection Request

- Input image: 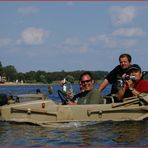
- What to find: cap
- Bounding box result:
[128,64,141,72]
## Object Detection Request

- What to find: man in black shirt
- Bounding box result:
[98,53,132,94]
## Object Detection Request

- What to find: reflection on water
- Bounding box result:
[111,121,148,146]
[0,84,148,146]
[0,121,148,146]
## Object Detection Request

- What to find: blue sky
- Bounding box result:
[0,1,148,73]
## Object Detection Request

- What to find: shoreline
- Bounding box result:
[0,82,49,86]
[0,80,102,86]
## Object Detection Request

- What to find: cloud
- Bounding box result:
[18,27,48,45]
[112,27,144,37]
[90,34,117,48]
[62,38,86,52]
[110,6,137,26]
[119,39,138,48]
[56,38,89,53]
[17,6,39,15]
[89,32,139,49]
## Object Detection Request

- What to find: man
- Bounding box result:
[116,64,148,100]
[68,71,103,104]
[98,53,132,94]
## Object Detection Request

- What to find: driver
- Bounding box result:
[66,71,104,105]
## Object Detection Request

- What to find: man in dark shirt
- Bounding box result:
[98,53,132,94]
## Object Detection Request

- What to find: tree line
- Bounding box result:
[0,61,108,84]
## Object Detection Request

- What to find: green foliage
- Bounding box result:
[143,71,148,80]
[65,75,74,83]
[1,60,148,83]
[3,65,17,82]
[0,61,3,75]
[0,61,109,83]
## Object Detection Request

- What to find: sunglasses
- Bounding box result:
[81,79,92,84]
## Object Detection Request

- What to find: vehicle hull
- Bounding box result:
[0,93,148,127]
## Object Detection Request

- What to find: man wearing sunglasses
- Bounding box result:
[72,71,103,104]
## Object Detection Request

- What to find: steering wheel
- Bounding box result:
[57,90,68,105]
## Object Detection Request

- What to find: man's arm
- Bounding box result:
[98,79,109,92]
[116,80,140,100]
[116,85,126,100]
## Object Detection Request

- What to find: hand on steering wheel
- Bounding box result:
[57,90,69,105]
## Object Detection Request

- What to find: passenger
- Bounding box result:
[48,85,53,94]
[68,71,104,105]
[98,53,132,94]
[116,64,148,100]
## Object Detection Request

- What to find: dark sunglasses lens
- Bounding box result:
[81,79,91,84]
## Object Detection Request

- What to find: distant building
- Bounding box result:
[16,79,19,84]
[0,75,6,83]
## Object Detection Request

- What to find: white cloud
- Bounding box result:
[119,39,137,48]
[17,6,39,15]
[18,27,48,45]
[110,6,137,26]
[90,34,117,48]
[56,38,89,53]
[89,32,139,49]
[112,27,144,37]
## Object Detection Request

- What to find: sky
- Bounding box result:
[0,1,148,73]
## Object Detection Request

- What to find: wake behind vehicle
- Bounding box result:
[0,92,148,127]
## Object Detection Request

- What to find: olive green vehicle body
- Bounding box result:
[0,93,148,127]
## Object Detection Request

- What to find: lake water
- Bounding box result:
[0,84,148,146]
